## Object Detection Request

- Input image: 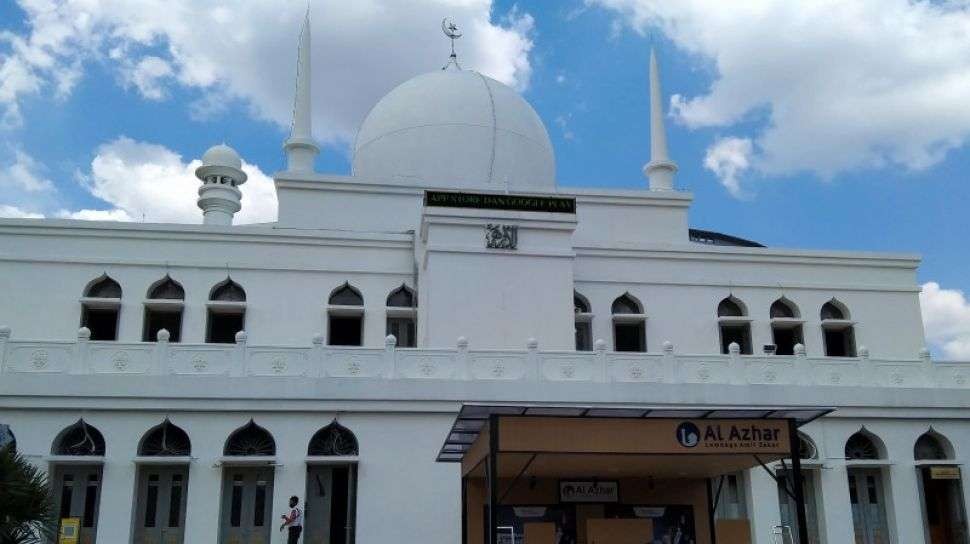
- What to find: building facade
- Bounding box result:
[0,20,968,544]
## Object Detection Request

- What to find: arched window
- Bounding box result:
[329,283,363,306]
[143,276,185,342]
[80,275,122,341]
[821,299,856,357]
[611,293,645,352]
[574,292,592,351]
[207,278,246,344]
[85,275,122,299]
[770,297,803,356]
[53,419,106,456]
[138,419,191,457]
[717,296,752,355]
[845,431,882,460]
[308,420,359,456]
[386,285,416,348]
[914,431,952,461]
[329,283,364,346]
[386,285,415,308]
[224,420,275,456]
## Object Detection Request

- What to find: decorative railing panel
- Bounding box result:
[0,328,966,390]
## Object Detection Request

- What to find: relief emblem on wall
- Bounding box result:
[485,223,518,250]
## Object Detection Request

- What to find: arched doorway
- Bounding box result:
[219,420,276,544]
[50,419,106,544]
[844,430,889,544]
[914,431,967,544]
[133,419,192,544]
[305,420,360,544]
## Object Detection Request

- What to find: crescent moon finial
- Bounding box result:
[441,17,462,70]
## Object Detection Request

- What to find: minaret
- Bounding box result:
[283,11,319,173]
[196,144,247,226]
[643,48,678,191]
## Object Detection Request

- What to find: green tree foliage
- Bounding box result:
[0,445,57,544]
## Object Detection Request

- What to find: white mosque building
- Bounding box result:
[0,18,968,544]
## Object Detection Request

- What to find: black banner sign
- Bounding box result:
[424,190,576,214]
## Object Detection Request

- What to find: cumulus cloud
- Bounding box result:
[0,0,535,143]
[589,0,970,195]
[0,138,276,224]
[75,137,276,224]
[703,137,751,197]
[920,282,970,360]
[0,204,43,219]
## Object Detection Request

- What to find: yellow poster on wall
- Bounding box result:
[58,517,80,544]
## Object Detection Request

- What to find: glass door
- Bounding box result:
[220,466,275,544]
[848,468,889,544]
[133,465,189,544]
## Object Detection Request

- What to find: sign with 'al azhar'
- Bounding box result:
[675,421,785,452]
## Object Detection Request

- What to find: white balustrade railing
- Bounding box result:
[0,326,967,389]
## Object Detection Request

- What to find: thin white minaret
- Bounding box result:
[283,10,319,173]
[643,48,678,191]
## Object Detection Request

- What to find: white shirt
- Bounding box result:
[287,507,303,528]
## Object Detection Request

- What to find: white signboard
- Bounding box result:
[559,481,619,503]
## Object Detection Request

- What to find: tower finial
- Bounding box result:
[643,48,678,191]
[284,7,319,173]
[441,17,462,70]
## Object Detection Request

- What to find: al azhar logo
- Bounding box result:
[676,422,701,448]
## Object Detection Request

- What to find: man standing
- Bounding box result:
[280,495,303,543]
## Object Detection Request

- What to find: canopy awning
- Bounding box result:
[437,403,833,463]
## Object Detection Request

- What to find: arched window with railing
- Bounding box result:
[717,296,752,354]
[770,297,803,355]
[574,291,593,351]
[143,276,185,342]
[329,283,364,346]
[386,284,416,348]
[81,275,122,341]
[821,299,856,357]
[611,293,645,352]
[207,278,246,343]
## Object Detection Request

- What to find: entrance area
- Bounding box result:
[848,468,889,544]
[52,464,102,544]
[219,466,275,544]
[133,465,189,544]
[304,465,357,544]
[920,466,968,544]
[440,405,828,544]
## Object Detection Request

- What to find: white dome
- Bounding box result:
[202,144,242,170]
[353,70,555,191]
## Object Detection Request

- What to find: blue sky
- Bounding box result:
[1,0,968,356]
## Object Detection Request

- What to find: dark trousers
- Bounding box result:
[288,526,302,544]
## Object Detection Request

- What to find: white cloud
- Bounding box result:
[1,148,54,193]
[75,137,276,224]
[703,137,752,197]
[123,56,174,101]
[589,0,970,195]
[0,204,43,218]
[920,282,970,360]
[0,1,535,144]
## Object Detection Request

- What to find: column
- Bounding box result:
[746,467,782,544]
[270,421,308,534]
[886,464,928,544]
[182,426,225,544]
[818,462,855,543]
[95,424,138,544]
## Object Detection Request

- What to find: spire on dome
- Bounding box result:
[643,48,678,191]
[284,6,319,173]
[441,17,462,71]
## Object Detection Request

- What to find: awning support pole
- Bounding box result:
[498,453,536,505]
[754,454,798,503]
[712,474,725,513]
[487,415,499,544]
[787,419,810,544]
[706,478,718,544]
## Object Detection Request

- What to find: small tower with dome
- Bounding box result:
[196,144,247,226]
